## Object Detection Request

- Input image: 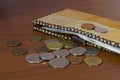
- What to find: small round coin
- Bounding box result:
[46,41,63,50]
[53,49,70,58]
[25,54,43,63]
[81,23,95,30]
[36,46,49,53]
[95,27,108,33]
[29,35,42,42]
[84,57,102,66]
[69,57,83,64]
[48,58,69,68]
[85,47,100,56]
[70,47,86,56]
[7,40,22,47]
[11,48,28,56]
[40,52,55,60]
[44,39,59,44]
[62,40,78,48]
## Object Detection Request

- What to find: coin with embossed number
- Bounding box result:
[84,57,102,66]
[40,52,55,60]
[53,49,70,58]
[29,35,42,42]
[62,40,78,48]
[7,40,22,47]
[25,54,43,63]
[85,47,100,56]
[95,27,108,33]
[69,57,83,64]
[70,47,86,56]
[11,48,28,56]
[81,23,95,30]
[48,58,69,68]
[46,41,63,50]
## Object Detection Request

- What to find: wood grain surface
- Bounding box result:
[0,0,120,80]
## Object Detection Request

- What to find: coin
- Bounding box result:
[71,35,86,45]
[53,49,70,58]
[62,40,78,48]
[40,52,55,60]
[36,46,49,53]
[29,35,42,42]
[48,58,69,68]
[44,39,59,44]
[70,47,86,56]
[11,48,28,56]
[69,57,83,64]
[85,47,100,56]
[7,40,22,47]
[94,27,108,33]
[81,23,95,30]
[25,54,43,63]
[46,41,63,50]
[84,57,102,66]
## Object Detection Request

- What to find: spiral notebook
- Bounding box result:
[32,9,120,54]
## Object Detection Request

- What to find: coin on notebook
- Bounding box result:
[84,57,102,66]
[46,41,63,50]
[62,40,78,48]
[7,40,22,47]
[81,23,95,30]
[53,49,70,58]
[70,47,86,56]
[29,35,42,42]
[95,27,108,33]
[11,48,28,56]
[48,58,69,68]
[25,54,43,63]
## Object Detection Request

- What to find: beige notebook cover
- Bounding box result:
[32,9,120,52]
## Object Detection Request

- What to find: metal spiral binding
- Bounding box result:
[32,19,120,53]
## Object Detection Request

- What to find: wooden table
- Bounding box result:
[0,0,120,80]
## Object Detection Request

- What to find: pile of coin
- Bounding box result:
[7,36,102,68]
[81,23,108,33]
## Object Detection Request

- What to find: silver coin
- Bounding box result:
[70,47,86,56]
[85,47,100,56]
[25,54,43,63]
[53,49,70,58]
[95,27,108,33]
[48,58,69,68]
[44,39,59,44]
[40,52,55,60]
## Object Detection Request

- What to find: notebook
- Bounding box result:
[32,9,120,54]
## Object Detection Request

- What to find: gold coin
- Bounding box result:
[69,57,83,64]
[46,42,63,50]
[29,35,42,42]
[11,48,28,56]
[7,40,22,47]
[84,57,102,66]
[62,40,78,48]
